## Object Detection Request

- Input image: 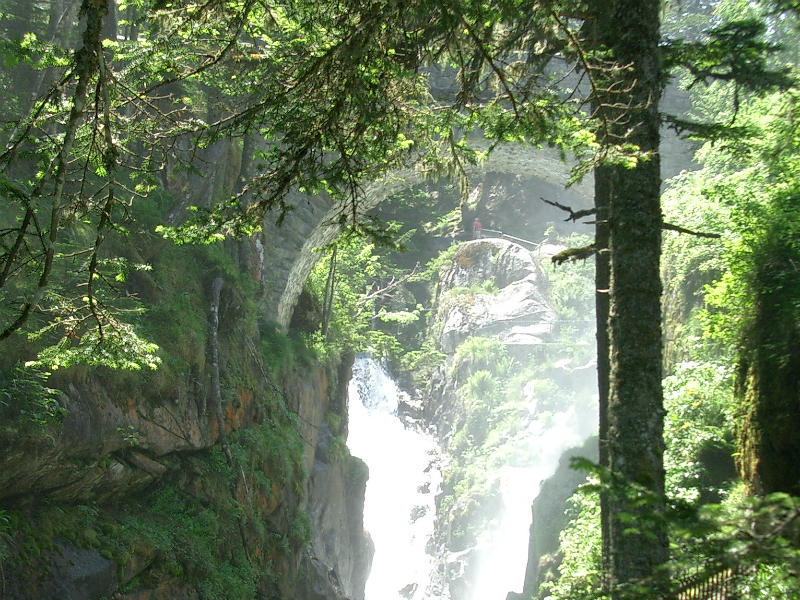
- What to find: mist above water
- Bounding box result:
[471,406,596,600]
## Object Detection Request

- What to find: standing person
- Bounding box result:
[472,217,482,239]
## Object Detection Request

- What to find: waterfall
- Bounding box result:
[347,356,442,600]
[471,407,595,600]
[348,355,597,600]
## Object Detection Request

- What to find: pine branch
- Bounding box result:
[0,0,105,341]
[552,244,597,266]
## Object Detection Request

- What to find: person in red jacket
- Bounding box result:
[472,217,482,239]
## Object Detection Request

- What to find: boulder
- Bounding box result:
[434,240,556,355]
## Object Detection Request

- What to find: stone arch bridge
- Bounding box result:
[257,143,592,330]
[258,104,691,331]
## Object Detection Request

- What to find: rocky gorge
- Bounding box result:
[6,1,798,596]
[0,166,600,600]
[413,237,597,600]
[0,86,692,596]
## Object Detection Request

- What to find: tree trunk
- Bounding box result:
[594,164,611,587]
[101,0,117,41]
[209,276,232,463]
[592,0,668,592]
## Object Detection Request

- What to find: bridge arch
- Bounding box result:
[268,143,591,330]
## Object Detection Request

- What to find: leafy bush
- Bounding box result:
[0,508,11,565]
[445,279,499,297]
[289,511,312,549]
[545,231,596,322]
[396,342,445,389]
[451,336,512,377]
[259,318,316,380]
[663,361,735,504]
[0,364,63,440]
[305,231,417,364]
[461,371,496,443]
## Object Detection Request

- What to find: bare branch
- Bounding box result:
[662,222,721,239]
[541,196,597,222]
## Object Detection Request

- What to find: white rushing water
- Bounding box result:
[348,354,595,600]
[347,356,441,600]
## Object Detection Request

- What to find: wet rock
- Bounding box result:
[399,582,418,598]
[305,422,373,600]
[4,541,118,600]
[410,505,428,523]
[127,451,167,476]
[296,553,349,600]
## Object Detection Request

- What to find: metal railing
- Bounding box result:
[477,228,542,249]
[672,561,756,600]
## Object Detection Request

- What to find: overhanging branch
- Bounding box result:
[552,244,597,265]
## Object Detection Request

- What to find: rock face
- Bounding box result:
[306,421,374,600]
[735,286,800,496]
[518,436,598,598]
[433,239,556,355]
[0,378,247,505]
[1,342,370,600]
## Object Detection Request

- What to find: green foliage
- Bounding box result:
[6,395,308,599]
[451,336,512,377]
[540,483,604,600]
[661,171,728,325]
[663,361,735,504]
[116,425,141,448]
[0,3,797,597]
[0,364,63,441]
[229,415,306,498]
[462,370,497,401]
[461,371,496,443]
[664,18,792,93]
[305,230,417,365]
[541,460,800,600]
[423,242,462,282]
[542,229,597,368]
[395,342,445,390]
[0,508,11,566]
[670,491,800,599]
[325,411,342,435]
[657,0,800,498]
[259,319,316,380]
[374,308,420,326]
[121,486,245,586]
[328,434,350,463]
[28,321,161,372]
[701,172,800,351]
[547,232,596,322]
[435,233,601,557]
[437,349,515,546]
[289,510,312,550]
[444,279,499,297]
